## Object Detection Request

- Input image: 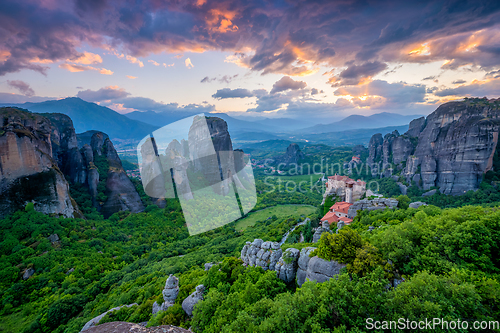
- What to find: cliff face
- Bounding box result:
[0,108,80,218]
[99,136,144,218]
[366,99,500,195]
[0,107,144,218]
[273,143,305,166]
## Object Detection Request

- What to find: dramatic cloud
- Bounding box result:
[7,80,35,96]
[328,62,388,86]
[77,86,130,102]
[334,80,426,107]
[2,0,500,78]
[270,76,307,94]
[485,70,500,79]
[212,88,254,99]
[70,52,102,65]
[433,78,500,97]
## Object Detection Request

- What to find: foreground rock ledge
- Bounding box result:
[84,322,190,333]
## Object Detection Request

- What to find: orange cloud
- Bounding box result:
[70,51,102,64]
[115,53,144,67]
[207,8,239,33]
[126,75,137,79]
[29,57,53,64]
[148,59,160,66]
[59,63,113,75]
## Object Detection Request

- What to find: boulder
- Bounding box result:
[397,182,407,195]
[312,226,329,243]
[296,247,317,287]
[274,248,300,283]
[23,268,35,280]
[83,322,190,333]
[304,256,345,284]
[422,189,438,197]
[80,303,138,331]
[182,285,205,317]
[162,275,179,303]
[409,201,427,209]
[48,233,60,243]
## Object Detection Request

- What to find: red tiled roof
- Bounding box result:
[330,201,352,215]
[328,174,349,181]
[339,216,353,224]
[321,211,339,224]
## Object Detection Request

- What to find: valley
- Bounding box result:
[1,98,500,333]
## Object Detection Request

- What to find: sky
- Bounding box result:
[0,0,499,121]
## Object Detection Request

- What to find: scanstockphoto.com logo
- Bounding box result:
[137,114,257,236]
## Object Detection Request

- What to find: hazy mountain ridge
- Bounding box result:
[1,97,157,140]
[300,112,422,134]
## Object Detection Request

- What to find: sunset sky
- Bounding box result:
[0,0,499,120]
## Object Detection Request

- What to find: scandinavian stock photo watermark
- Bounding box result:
[366,318,500,331]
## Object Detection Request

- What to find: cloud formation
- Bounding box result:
[201,74,238,84]
[433,78,500,97]
[334,80,426,107]
[1,0,499,80]
[7,80,35,96]
[270,76,307,94]
[212,88,254,99]
[329,62,388,86]
[77,86,130,102]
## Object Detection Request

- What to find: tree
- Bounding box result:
[312,227,363,264]
[396,195,410,209]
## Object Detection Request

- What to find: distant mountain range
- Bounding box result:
[0,97,422,146]
[300,112,422,134]
[125,110,277,133]
[1,98,157,140]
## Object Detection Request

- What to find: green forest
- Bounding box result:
[1,143,500,332]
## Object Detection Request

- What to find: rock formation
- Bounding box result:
[296,247,316,286]
[312,221,330,243]
[98,136,144,218]
[0,107,144,219]
[241,239,282,271]
[272,143,305,166]
[347,198,398,219]
[80,303,138,331]
[366,99,500,195]
[409,201,427,209]
[0,108,82,218]
[182,284,205,317]
[300,256,346,286]
[152,275,179,315]
[22,268,35,280]
[241,240,347,287]
[83,322,190,333]
[274,248,300,283]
